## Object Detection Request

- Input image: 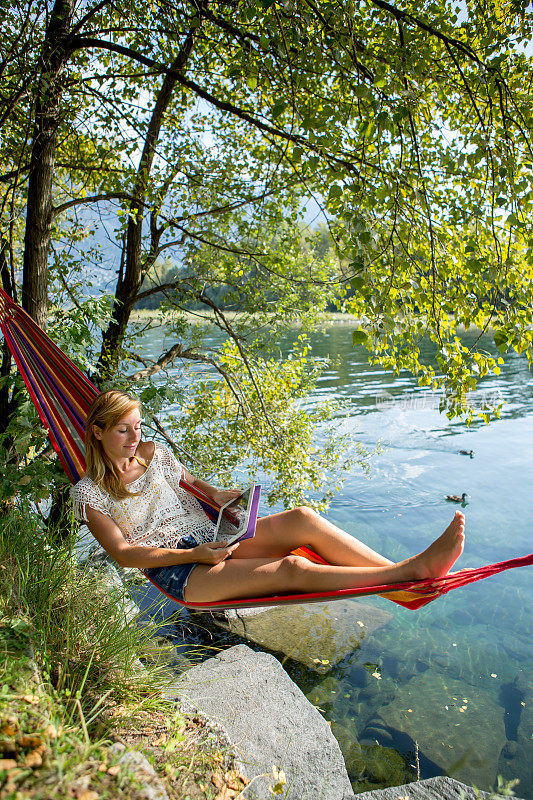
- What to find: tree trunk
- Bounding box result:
[97,22,200,379]
[22,0,74,328]
[45,482,73,540]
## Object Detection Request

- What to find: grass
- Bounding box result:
[0,504,251,799]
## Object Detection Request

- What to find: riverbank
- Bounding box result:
[129,308,493,333]
[0,505,249,800]
[129,309,360,326]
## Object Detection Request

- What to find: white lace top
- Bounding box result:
[70,443,215,548]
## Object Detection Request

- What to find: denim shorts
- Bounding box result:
[143,534,200,602]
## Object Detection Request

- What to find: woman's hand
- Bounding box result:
[211,488,242,508]
[192,541,238,565]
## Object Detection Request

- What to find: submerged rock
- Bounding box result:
[350,663,371,687]
[498,674,533,794]
[362,724,394,746]
[169,644,352,800]
[356,742,411,786]
[502,633,531,662]
[308,675,340,708]
[215,599,393,670]
[375,671,506,789]
[500,740,518,760]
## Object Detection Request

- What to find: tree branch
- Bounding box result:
[134,279,184,303]
[150,415,207,471]
[193,289,275,430]
[369,0,481,65]
[130,342,192,380]
[301,0,372,81]
[52,191,134,216]
[159,178,302,227]
[157,221,267,265]
[188,4,261,47]
[67,35,360,173]
[68,0,117,39]
[0,165,30,184]
[130,339,249,418]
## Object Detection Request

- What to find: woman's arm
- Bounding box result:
[85,506,236,568]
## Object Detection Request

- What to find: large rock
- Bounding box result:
[345,775,524,800]
[374,672,506,790]
[170,644,353,800]
[215,600,393,670]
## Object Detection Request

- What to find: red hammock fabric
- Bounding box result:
[2,287,532,610]
[145,548,533,611]
[0,289,99,482]
[0,288,220,517]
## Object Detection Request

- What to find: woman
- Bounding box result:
[71,391,466,605]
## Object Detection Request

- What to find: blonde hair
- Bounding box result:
[85,390,142,500]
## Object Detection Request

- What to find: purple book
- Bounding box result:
[213,485,261,545]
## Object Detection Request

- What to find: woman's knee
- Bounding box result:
[279,554,314,588]
[290,505,318,525]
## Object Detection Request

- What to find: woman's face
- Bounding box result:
[92,408,142,462]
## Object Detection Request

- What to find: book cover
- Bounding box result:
[213,485,261,545]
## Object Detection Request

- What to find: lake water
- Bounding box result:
[140,320,533,796]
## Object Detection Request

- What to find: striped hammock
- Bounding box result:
[1,287,532,610]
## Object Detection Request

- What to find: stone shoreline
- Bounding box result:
[75,529,523,800]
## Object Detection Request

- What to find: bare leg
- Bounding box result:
[231,507,394,567]
[184,512,465,603]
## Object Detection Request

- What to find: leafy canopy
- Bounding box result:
[1,0,533,502]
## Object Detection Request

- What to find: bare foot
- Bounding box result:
[407,512,465,581]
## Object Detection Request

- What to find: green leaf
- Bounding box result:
[271,100,286,118]
[493,331,508,348]
[328,184,343,199]
[352,330,369,345]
